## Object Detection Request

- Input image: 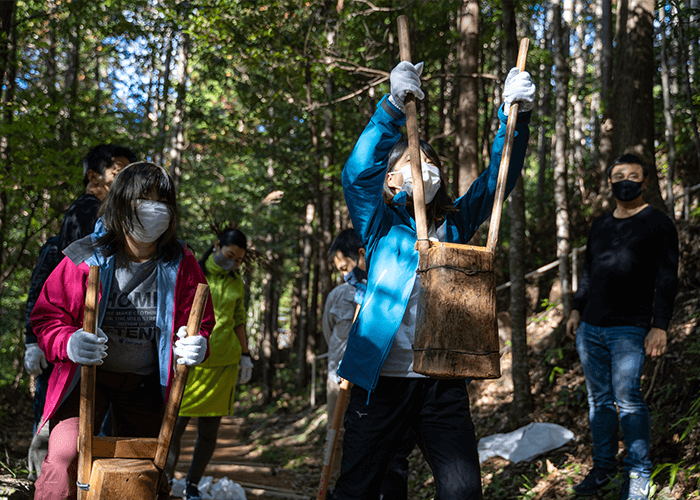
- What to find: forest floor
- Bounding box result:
[2,222,700,500]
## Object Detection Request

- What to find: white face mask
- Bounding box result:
[399,161,442,204]
[130,200,171,243]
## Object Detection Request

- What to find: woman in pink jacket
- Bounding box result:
[30,161,215,500]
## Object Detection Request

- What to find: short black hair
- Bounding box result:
[607,153,648,178]
[83,144,138,186]
[95,162,182,262]
[328,228,363,262]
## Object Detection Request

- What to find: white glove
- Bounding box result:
[27,424,49,481]
[502,67,536,115]
[24,343,48,376]
[66,328,108,365]
[239,354,253,384]
[389,61,425,111]
[173,326,207,366]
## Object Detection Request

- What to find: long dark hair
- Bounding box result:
[199,227,248,276]
[383,139,456,227]
[94,161,182,261]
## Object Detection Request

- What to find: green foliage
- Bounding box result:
[669,395,700,444]
[2,0,700,412]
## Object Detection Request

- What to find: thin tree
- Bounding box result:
[455,0,479,195]
[611,0,666,211]
[296,203,315,389]
[553,0,573,316]
[595,0,614,202]
[659,5,677,216]
[169,33,189,190]
[673,2,700,171]
[504,0,532,420]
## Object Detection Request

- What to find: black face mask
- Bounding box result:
[611,179,643,202]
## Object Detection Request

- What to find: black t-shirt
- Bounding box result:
[57,193,101,252]
[573,205,679,330]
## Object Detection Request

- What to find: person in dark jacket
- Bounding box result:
[566,154,679,500]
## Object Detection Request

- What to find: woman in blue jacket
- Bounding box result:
[330,62,535,500]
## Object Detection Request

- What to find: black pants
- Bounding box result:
[51,370,164,438]
[331,377,482,500]
[165,415,222,485]
[380,428,415,500]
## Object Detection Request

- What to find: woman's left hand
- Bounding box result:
[173,326,207,366]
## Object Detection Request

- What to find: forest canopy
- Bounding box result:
[1,0,699,399]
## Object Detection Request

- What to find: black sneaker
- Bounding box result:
[573,467,617,495]
[185,481,202,500]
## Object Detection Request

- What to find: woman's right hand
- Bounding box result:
[66,328,108,365]
[390,61,424,110]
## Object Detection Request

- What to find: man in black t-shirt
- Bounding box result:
[566,154,678,500]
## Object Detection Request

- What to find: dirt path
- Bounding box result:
[170,415,314,500]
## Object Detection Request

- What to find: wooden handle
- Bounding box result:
[486,38,529,252]
[316,302,362,499]
[77,265,100,499]
[317,378,352,500]
[153,283,209,469]
[397,15,429,253]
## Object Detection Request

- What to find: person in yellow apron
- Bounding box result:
[165,228,253,500]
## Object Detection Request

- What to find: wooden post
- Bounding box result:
[316,378,352,500]
[316,304,360,500]
[397,15,430,259]
[77,265,100,499]
[153,283,209,470]
[486,38,529,252]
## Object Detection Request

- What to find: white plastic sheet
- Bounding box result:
[477,422,574,464]
[171,476,247,500]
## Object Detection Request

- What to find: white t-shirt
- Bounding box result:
[380,222,446,378]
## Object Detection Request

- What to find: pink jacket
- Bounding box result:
[30,241,215,429]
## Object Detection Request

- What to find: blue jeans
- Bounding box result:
[575,321,652,476]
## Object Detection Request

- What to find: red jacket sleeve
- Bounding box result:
[30,257,91,364]
[174,249,215,360]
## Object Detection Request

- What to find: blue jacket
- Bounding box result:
[338,94,530,395]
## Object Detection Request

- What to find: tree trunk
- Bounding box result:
[502,0,532,421]
[674,4,700,172]
[296,205,315,389]
[553,0,572,315]
[0,11,15,312]
[570,0,587,198]
[261,257,277,403]
[596,0,614,203]
[536,17,552,219]
[659,5,676,216]
[455,0,479,195]
[61,15,81,148]
[320,67,335,352]
[0,0,15,98]
[155,29,174,166]
[169,33,189,189]
[690,0,699,79]
[611,0,666,211]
